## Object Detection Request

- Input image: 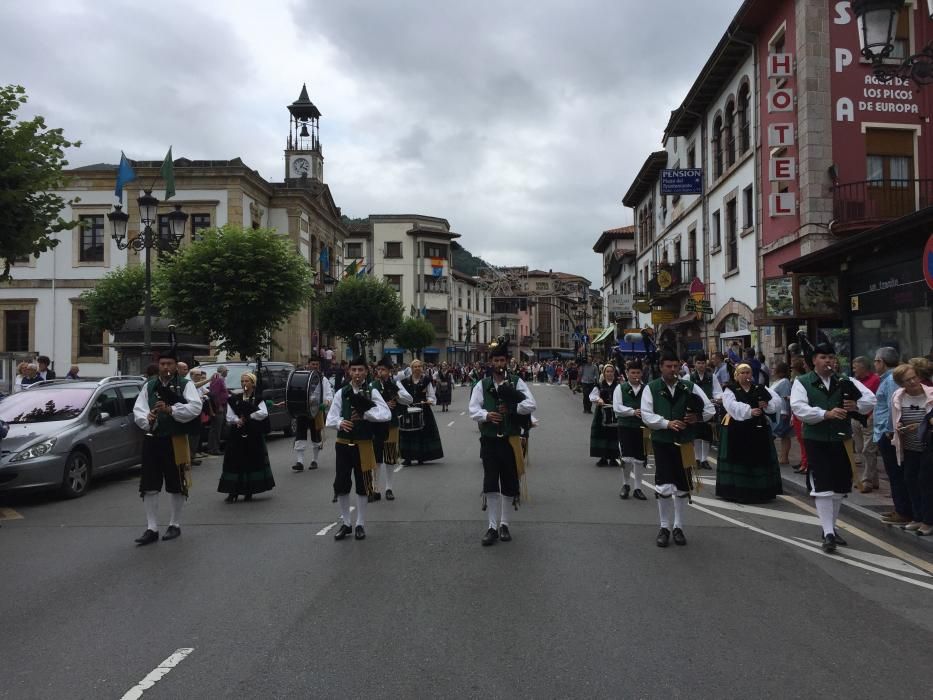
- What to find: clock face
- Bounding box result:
[292,157,311,176]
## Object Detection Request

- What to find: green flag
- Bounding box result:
[160,146,175,200]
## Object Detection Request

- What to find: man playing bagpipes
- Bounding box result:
[131,330,203,546]
[325,355,391,541]
[689,352,722,471]
[790,339,875,553]
[292,352,334,472]
[369,356,413,501]
[613,359,649,501]
[641,348,715,548]
[468,337,537,547]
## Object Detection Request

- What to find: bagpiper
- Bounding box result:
[613,359,648,501]
[369,356,413,501]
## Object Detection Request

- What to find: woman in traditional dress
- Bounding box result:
[217,372,276,502]
[589,364,621,466]
[400,359,444,465]
[435,362,454,413]
[715,363,784,503]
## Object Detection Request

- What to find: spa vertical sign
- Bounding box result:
[767,51,796,217]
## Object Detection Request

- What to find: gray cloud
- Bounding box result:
[2,0,741,286]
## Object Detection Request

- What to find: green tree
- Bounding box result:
[153,225,315,359]
[317,276,403,347]
[393,317,436,358]
[78,265,146,332]
[0,85,81,280]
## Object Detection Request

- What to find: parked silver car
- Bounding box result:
[0,377,146,498]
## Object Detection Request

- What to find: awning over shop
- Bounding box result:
[383,347,405,355]
[616,339,646,354]
[423,347,440,355]
[660,313,699,331]
[591,326,615,344]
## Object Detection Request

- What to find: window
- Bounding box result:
[738,82,751,154]
[77,309,103,359]
[660,195,668,222]
[687,226,697,279]
[725,199,738,273]
[467,289,472,310]
[687,143,696,170]
[743,185,754,230]
[712,210,721,249]
[483,296,487,313]
[457,286,463,308]
[384,275,402,293]
[385,241,403,258]
[79,215,105,262]
[190,213,211,240]
[724,99,736,168]
[93,388,121,419]
[5,310,29,352]
[118,385,141,416]
[423,243,448,259]
[712,115,723,179]
[890,8,910,60]
[345,242,363,258]
[458,317,463,340]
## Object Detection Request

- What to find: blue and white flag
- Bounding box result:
[114,152,137,201]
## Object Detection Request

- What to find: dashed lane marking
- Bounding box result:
[447,421,455,427]
[316,506,355,536]
[460,411,465,416]
[120,648,194,700]
[690,495,820,526]
[789,536,931,577]
[0,507,24,521]
[690,502,933,591]
[394,464,404,473]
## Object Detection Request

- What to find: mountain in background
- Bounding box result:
[340,216,492,276]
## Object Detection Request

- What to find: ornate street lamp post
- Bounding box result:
[107,191,187,358]
[853,0,933,85]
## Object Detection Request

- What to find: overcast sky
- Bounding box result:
[3,0,740,287]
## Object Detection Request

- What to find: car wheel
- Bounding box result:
[283,416,296,437]
[60,449,91,499]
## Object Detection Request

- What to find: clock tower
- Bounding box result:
[285,83,324,183]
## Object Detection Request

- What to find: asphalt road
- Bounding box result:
[1,381,932,699]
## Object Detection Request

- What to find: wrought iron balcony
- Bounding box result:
[647,259,698,298]
[832,179,933,231]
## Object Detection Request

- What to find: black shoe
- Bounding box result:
[135,529,159,546]
[191,460,202,466]
[292,462,304,472]
[334,524,352,541]
[331,494,338,503]
[481,528,499,546]
[672,527,687,546]
[373,492,382,501]
[821,533,837,553]
[656,528,671,548]
[224,494,237,504]
[309,461,318,470]
[403,459,412,466]
[385,489,395,501]
[243,494,252,502]
[162,525,182,541]
[620,484,631,500]
[633,488,647,501]
[701,460,712,470]
[498,524,512,542]
[833,530,848,547]
[610,459,620,466]
[418,460,424,465]
[355,525,366,540]
[597,458,608,466]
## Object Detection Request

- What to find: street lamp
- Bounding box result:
[108,189,187,358]
[853,0,933,85]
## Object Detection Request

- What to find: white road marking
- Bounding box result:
[447,421,455,427]
[460,411,465,416]
[316,507,355,536]
[691,495,820,526]
[120,648,194,700]
[790,537,931,577]
[394,464,404,473]
[690,502,933,591]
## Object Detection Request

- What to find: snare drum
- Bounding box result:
[600,404,618,428]
[399,406,424,432]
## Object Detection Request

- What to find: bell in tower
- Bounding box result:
[285,83,324,183]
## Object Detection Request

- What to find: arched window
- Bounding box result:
[712,115,723,179]
[724,99,736,168]
[737,81,751,154]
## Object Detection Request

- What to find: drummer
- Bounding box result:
[398,359,444,465]
[292,353,333,472]
[589,364,621,466]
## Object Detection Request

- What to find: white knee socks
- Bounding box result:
[485,493,500,529]
[815,495,835,536]
[355,494,367,527]
[621,460,632,487]
[693,440,708,463]
[169,493,184,527]
[500,495,511,526]
[380,463,393,492]
[143,491,159,531]
[657,496,674,529]
[633,459,645,490]
[310,442,322,464]
[337,494,352,526]
[673,493,688,529]
[294,440,307,465]
[832,494,843,522]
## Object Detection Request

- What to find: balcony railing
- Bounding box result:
[832,179,933,230]
[648,259,698,297]
[417,279,450,294]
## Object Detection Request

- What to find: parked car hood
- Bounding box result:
[1,420,76,452]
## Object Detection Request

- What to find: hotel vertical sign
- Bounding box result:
[767,51,796,217]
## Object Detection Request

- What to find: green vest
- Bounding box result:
[647,378,696,444]
[800,371,852,442]
[370,378,400,426]
[479,375,524,438]
[146,376,199,436]
[618,382,645,429]
[338,384,375,441]
[691,370,714,400]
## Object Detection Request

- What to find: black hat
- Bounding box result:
[490,335,510,358]
[159,325,179,361]
[307,351,321,362]
[659,346,678,364]
[377,355,394,369]
[694,352,708,362]
[813,341,835,356]
[348,356,368,369]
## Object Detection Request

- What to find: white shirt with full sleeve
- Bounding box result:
[132,375,203,431]
[588,383,616,405]
[325,383,392,429]
[722,385,783,421]
[225,394,268,423]
[612,382,645,418]
[469,375,536,423]
[401,374,436,405]
[790,373,876,425]
[394,381,414,406]
[640,378,716,431]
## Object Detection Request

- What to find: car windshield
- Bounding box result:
[0,388,94,423]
